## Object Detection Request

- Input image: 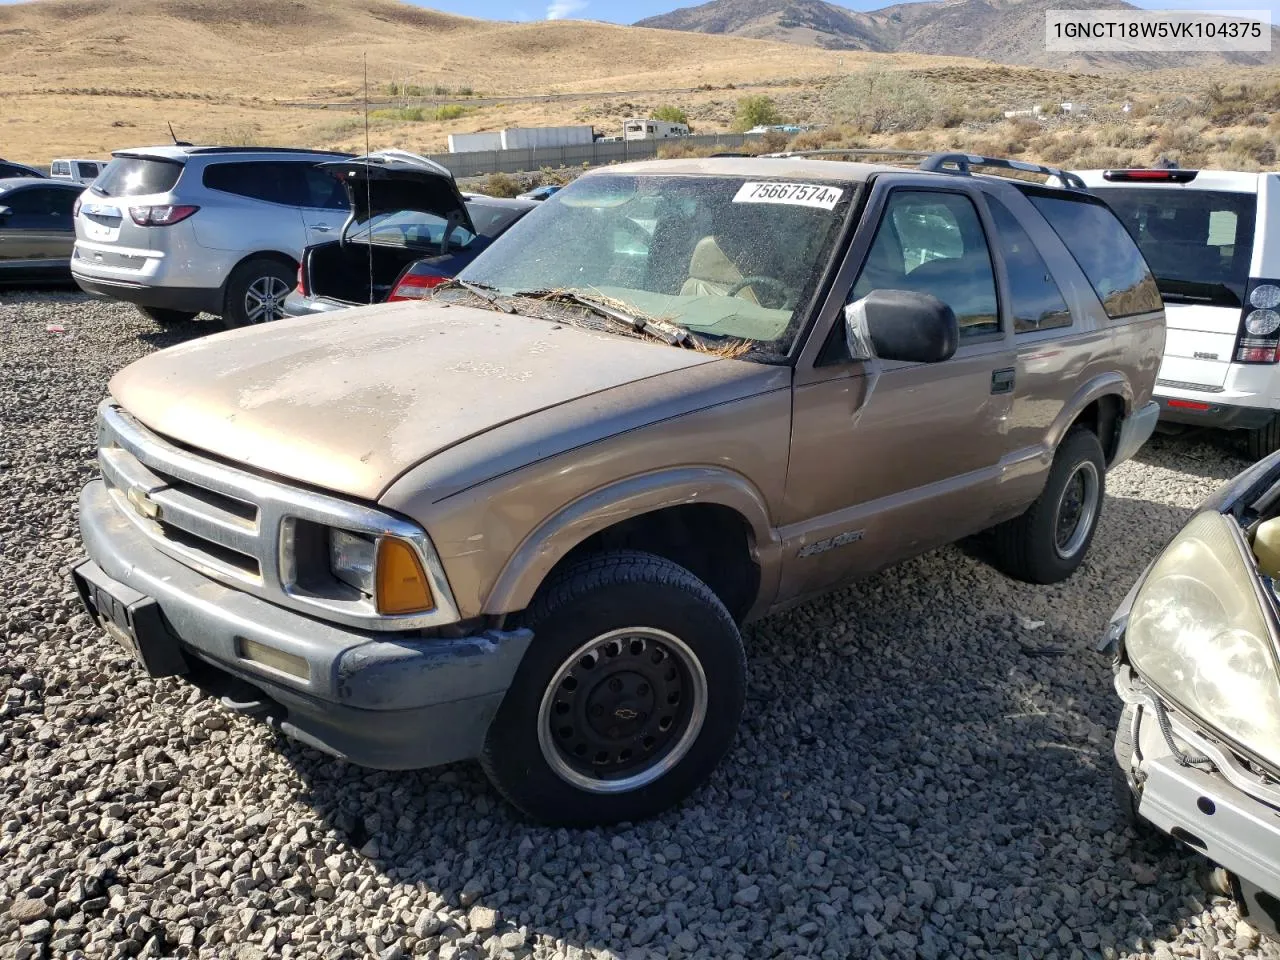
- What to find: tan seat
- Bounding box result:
[678,236,760,305]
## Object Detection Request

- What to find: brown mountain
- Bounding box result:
[635,0,1280,69]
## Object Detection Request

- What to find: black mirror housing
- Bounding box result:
[844,289,959,364]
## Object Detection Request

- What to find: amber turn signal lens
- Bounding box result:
[375,537,435,615]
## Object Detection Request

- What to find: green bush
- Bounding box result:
[651,104,690,129]
[826,70,961,134]
[435,105,469,121]
[733,95,783,132]
[482,172,521,198]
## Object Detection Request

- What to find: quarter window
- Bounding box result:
[1025,191,1162,318]
[203,161,317,206]
[852,190,1000,339]
[987,197,1072,333]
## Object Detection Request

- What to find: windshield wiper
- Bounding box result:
[437,277,517,314]
[510,289,692,347]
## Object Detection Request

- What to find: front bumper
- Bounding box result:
[1113,668,1280,933]
[75,479,532,769]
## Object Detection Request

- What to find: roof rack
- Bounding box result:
[187,146,355,157]
[919,152,1086,189]
[761,148,1087,189]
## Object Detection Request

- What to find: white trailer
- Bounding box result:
[499,126,595,150]
[623,119,690,141]
[447,131,502,154]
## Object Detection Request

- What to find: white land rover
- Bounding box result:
[1080,168,1280,458]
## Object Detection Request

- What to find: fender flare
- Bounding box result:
[1044,372,1133,455]
[483,466,781,616]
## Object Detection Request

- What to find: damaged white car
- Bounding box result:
[1107,453,1280,937]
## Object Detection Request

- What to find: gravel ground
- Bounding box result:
[3,290,1279,960]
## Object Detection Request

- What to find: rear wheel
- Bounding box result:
[991,426,1106,584]
[480,550,746,826]
[136,305,197,326]
[221,258,295,329]
[1247,416,1280,461]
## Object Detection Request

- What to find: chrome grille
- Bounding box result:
[96,400,459,631]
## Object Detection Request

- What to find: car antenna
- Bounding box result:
[364,53,374,306]
[167,121,192,148]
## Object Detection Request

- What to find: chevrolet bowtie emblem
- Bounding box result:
[126,485,162,521]
[614,707,638,721]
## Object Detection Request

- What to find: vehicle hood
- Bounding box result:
[319,149,474,236]
[107,301,721,501]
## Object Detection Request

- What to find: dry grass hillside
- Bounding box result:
[0,0,982,160]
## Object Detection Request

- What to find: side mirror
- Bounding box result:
[844,289,959,364]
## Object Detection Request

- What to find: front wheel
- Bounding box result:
[221,258,296,329]
[990,426,1106,584]
[480,551,746,826]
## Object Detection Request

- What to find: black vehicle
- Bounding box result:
[283,150,537,317]
[0,159,47,180]
[0,178,83,285]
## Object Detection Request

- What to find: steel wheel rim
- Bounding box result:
[1054,460,1100,559]
[536,627,708,795]
[244,275,291,323]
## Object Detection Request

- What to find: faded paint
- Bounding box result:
[109,301,717,501]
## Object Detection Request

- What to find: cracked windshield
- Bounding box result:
[454,174,851,354]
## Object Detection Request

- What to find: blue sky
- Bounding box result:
[1,0,1273,26]
[405,0,1275,26]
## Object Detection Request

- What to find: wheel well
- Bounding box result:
[1072,395,1123,464]
[548,504,760,623]
[223,251,298,289]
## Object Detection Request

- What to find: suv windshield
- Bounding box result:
[93,156,184,198]
[457,173,852,352]
[1096,188,1257,307]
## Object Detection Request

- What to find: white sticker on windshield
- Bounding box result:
[733,181,844,210]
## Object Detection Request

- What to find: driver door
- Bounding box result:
[779,181,1017,602]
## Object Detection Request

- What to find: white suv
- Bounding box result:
[1080,168,1280,457]
[71,146,352,327]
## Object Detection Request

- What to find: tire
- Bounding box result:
[136,305,198,326]
[991,426,1106,584]
[1111,704,1143,831]
[1247,416,1280,461]
[220,257,296,329]
[480,550,747,826]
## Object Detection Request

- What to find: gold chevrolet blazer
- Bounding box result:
[72,154,1164,824]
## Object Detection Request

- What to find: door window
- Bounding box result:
[203,161,317,206]
[987,197,1072,333]
[300,167,348,210]
[852,190,1000,339]
[51,161,70,177]
[5,188,71,217]
[76,162,101,179]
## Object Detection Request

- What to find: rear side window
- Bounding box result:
[466,202,528,239]
[94,157,183,197]
[1094,188,1256,307]
[1025,192,1162,318]
[204,161,298,205]
[76,162,101,179]
[0,163,35,179]
[51,161,70,177]
[5,187,75,218]
[987,197,1072,333]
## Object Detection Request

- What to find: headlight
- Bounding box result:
[330,529,376,594]
[1127,511,1280,764]
[328,528,435,616]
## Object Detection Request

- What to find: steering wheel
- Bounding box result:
[725,275,795,308]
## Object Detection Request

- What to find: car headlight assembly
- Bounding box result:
[1126,510,1280,766]
[328,529,435,616]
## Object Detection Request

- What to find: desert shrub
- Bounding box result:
[1156,124,1206,156]
[1070,147,1133,170]
[1226,130,1275,166]
[434,105,469,121]
[733,95,783,131]
[1038,132,1096,165]
[482,172,521,198]
[760,129,790,153]
[826,70,963,134]
[371,106,425,122]
[651,104,690,127]
[1099,125,1155,149]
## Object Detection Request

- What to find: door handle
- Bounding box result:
[991,367,1016,394]
[312,224,332,233]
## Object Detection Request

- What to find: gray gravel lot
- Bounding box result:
[3,290,1279,960]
